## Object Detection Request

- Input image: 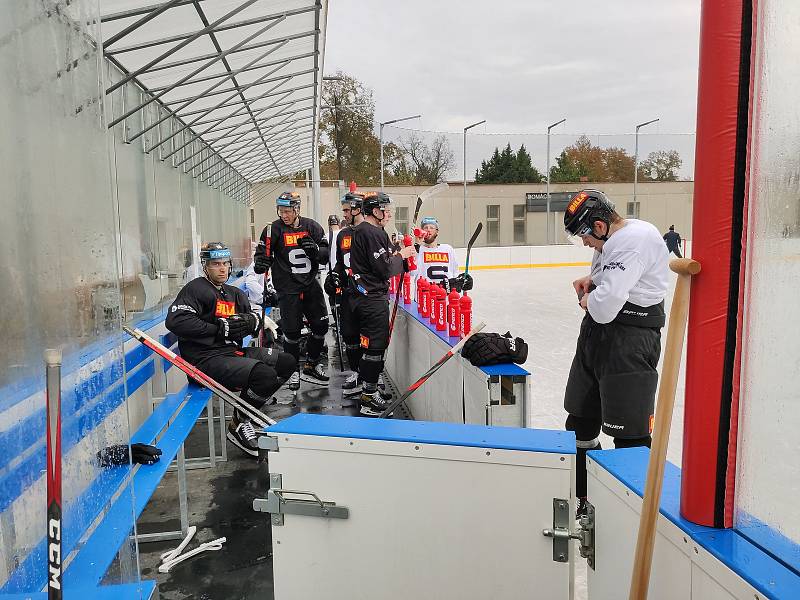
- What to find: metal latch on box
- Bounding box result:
[253,488,349,526]
[542,498,595,569]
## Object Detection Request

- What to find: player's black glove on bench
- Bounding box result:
[299,235,319,261]
[217,313,259,341]
[448,273,474,293]
[461,332,528,367]
[97,443,163,467]
[254,253,272,274]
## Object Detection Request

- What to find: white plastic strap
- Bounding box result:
[158,536,227,573]
[160,525,196,564]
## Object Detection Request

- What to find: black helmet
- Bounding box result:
[276,191,301,210]
[328,214,340,226]
[343,191,364,212]
[199,242,232,265]
[563,189,616,242]
[362,191,391,216]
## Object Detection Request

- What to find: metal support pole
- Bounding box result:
[546,118,566,244]
[206,398,216,468]
[379,114,420,191]
[634,118,659,209]
[177,443,189,537]
[463,119,486,246]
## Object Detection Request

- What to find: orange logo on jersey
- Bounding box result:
[283,231,309,247]
[648,414,655,434]
[341,235,352,250]
[424,251,449,263]
[215,300,235,318]
[360,334,370,349]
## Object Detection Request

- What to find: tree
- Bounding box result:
[390,132,455,185]
[474,143,544,183]
[638,150,682,181]
[318,71,381,185]
[549,135,635,183]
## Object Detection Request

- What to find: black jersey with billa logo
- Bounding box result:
[348,221,405,297]
[255,217,327,294]
[334,225,355,278]
[165,276,253,364]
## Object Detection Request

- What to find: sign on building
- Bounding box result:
[525,192,576,212]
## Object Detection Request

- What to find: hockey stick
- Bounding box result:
[45,349,63,600]
[463,221,483,277]
[332,291,346,370]
[379,321,486,418]
[123,326,276,428]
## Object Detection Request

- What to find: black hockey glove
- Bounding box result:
[299,235,319,260]
[324,270,342,296]
[254,253,272,275]
[461,332,528,367]
[97,443,162,467]
[449,273,474,293]
[262,281,279,307]
[217,312,259,341]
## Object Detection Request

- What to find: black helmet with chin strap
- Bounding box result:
[199,242,232,279]
[563,189,616,242]
[362,191,391,218]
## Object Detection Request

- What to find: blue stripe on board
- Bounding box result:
[124,342,153,372]
[1,387,190,594]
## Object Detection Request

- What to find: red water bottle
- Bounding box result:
[448,290,461,337]
[388,274,396,294]
[417,277,428,306]
[429,284,439,325]
[421,282,430,317]
[460,292,472,338]
[436,285,447,331]
[403,234,416,271]
[402,273,412,304]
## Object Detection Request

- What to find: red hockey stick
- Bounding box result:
[45,349,63,600]
[379,321,485,418]
[123,326,275,428]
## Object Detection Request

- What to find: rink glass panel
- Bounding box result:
[734,0,800,567]
[0,0,140,592]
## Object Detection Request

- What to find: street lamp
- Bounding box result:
[463,119,486,245]
[379,114,421,191]
[634,118,659,210]
[546,118,566,244]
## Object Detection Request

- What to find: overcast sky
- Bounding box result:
[324,0,701,137]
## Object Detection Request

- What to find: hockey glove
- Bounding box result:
[263,280,279,307]
[324,270,342,296]
[449,273,474,293]
[461,332,528,367]
[254,253,272,275]
[217,312,259,341]
[97,443,162,467]
[299,235,319,261]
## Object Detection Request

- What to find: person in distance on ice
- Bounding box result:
[348,192,415,415]
[413,216,473,292]
[166,242,296,458]
[254,191,331,390]
[562,190,669,518]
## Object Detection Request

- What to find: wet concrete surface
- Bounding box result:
[136,345,405,599]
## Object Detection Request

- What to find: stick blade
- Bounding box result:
[467,222,483,248]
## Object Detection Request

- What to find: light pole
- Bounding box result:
[463,119,486,245]
[546,118,566,244]
[634,118,659,210]
[379,114,421,191]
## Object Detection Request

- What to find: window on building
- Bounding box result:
[251,226,256,241]
[250,208,255,224]
[395,206,409,235]
[513,204,526,244]
[487,205,500,244]
[626,201,640,219]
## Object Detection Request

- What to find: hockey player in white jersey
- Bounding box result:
[562,189,669,518]
[414,217,458,283]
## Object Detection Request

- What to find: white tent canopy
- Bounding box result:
[100,0,326,183]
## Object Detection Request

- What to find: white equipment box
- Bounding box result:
[256,414,576,600]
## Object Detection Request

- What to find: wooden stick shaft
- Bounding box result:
[628,269,695,599]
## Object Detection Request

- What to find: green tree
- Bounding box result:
[318,71,381,185]
[638,150,682,181]
[475,144,543,183]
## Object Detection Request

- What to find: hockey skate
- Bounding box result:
[301,361,329,386]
